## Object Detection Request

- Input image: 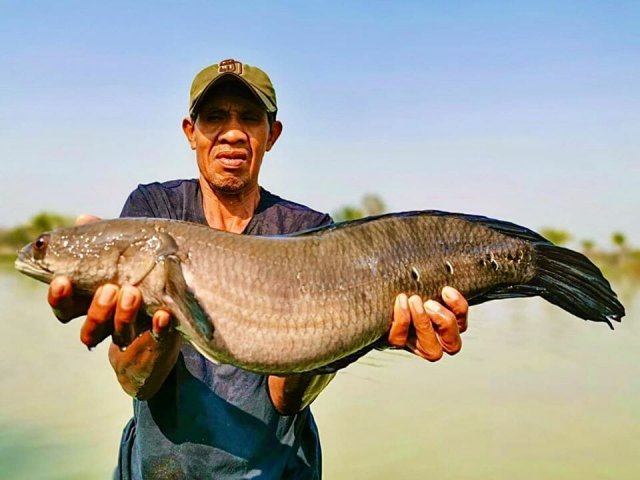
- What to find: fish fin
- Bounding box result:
[422,211,550,243]
[154,232,180,257]
[289,210,551,241]
[162,255,214,341]
[530,244,625,328]
[304,338,386,374]
[187,338,221,366]
[118,240,156,285]
[118,232,180,285]
[468,244,625,328]
[467,284,547,304]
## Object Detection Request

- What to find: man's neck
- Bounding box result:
[199,177,261,233]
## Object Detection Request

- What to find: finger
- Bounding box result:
[48,277,90,323]
[425,299,462,355]
[388,294,410,347]
[75,214,101,226]
[405,295,443,362]
[80,284,118,348]
[151,310,173,341]
[442,286,469,333]
[48,277,72,308]
[112,286,142,348]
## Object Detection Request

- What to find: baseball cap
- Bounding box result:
[189,59,277,118]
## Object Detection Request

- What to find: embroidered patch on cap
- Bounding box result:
[218,59,243,75]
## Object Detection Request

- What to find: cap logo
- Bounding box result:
[218,59,243,75]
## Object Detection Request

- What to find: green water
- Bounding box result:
[1,268,638,479]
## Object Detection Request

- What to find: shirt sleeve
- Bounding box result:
[291,212,333,234]
[311,213,334,228]
[119,187,156,219]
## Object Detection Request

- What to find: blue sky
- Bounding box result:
[1,1,638,246]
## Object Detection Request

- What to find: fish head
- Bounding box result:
[14,221,138,294]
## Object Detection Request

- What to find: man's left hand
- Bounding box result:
[388,287,468,361]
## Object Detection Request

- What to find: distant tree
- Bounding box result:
[580,239,595,255]
[30,212,73,232]
[361,194,386,216]
[333,194,387,222]
[0,211,73,249]
[0,226,31,247]
[333,206,365,222]
[540,228,572,246]
[611,232,627,251]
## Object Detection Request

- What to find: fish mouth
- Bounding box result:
[15,254,53,283]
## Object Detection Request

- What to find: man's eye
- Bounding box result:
[243,114,260,122]
[205,114,224,121]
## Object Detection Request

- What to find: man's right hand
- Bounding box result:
[46,215,180,399]
[48,278,174,349]
[46,215,173,349]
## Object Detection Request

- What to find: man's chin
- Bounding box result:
[217,184,244,194]
[208,176,251,195]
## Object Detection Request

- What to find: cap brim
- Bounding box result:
[191,73,277,117]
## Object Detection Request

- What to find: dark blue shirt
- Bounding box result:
[114,179,332,480]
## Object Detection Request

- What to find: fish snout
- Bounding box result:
[16,242,33,264]
[14,238,55,282]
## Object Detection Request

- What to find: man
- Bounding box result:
[47,59,469,479]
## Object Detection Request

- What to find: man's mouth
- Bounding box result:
[216,150,249,168]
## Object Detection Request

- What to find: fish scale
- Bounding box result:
[15,212,624,374]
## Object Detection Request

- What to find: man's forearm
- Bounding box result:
[108,331,182,400]
[268,372,336,416]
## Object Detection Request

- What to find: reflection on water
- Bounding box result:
[1,269,638,479]
[0,270,132,479]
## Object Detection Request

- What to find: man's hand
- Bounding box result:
[388,287,468,361]
[49,278,173,348]
[46,215,173,349]
[46,214,180,400]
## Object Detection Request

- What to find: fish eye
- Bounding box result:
[32,234,49,259]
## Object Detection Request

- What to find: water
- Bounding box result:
[0,269,132,479]
[1,268,638,479]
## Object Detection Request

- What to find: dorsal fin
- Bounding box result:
[289,210,550,244]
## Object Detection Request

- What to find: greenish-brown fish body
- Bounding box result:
[15,211,625,374]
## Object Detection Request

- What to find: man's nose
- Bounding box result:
[218,117,248,144]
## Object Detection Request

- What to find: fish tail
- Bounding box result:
[453,213,626,328]
[530,244,625,328]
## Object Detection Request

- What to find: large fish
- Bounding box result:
[15,212,624,374]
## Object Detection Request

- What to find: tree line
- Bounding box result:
[0,212,74,256]
[1,204,637,277]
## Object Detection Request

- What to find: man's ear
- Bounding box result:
[266,120,283,152]
[182,117,196,150]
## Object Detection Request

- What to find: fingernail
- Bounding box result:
[425,300,440,313]
[98,285,117,305]
[158,313,170,329]
[409,296,424,313]
[81,332,95,349]
[442,287,457,301]
[398,294,408,309]
[51,280,66,298]
[120,289,136,309]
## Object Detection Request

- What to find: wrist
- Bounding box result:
[109,330,181,399]
[268,372,336,416]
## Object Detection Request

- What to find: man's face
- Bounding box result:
[183,81,282,195]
